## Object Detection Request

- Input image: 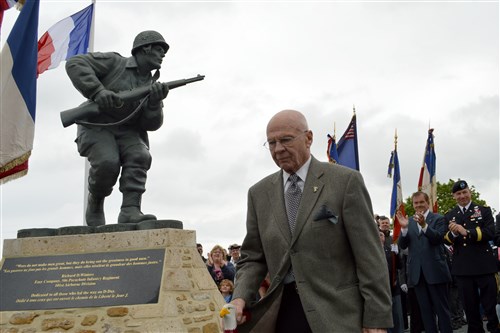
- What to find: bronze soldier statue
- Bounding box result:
[65,31,170,226]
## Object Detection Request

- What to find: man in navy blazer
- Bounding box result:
[397,191,452,333]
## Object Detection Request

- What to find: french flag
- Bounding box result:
[0,0,39,182]
[37,3,93,75]
[388,147,405,243]
[418,128,438,212]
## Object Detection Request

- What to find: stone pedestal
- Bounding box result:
[0,228,225,333]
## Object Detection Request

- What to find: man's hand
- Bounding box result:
[449,222,467,236]
[413,212,427,228]
[94,89,122,109]
[206,253,213,266]
[148,82,169,107]
[230,298,247,325]
[396,211,408,228]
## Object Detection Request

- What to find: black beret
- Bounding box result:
[452,180,468,193]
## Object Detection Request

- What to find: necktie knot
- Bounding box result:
[288,174,300,192]
[289,173,299,184]
[462,207,467,214]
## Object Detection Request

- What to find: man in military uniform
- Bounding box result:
[66,31,170,226]
[444,180,498,333]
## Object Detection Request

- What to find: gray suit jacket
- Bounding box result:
[233,156,393,332]
[398,212,451,287]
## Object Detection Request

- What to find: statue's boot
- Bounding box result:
[118,191,156,224]
[86,193,106,226]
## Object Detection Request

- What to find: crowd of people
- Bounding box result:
[196,242,273,304]
[376,180,500,333]
[198,180,499,333]
[197,109,499,333]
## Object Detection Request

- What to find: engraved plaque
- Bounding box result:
[0,249,165,311]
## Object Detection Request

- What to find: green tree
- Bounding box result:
[403,179,489,216]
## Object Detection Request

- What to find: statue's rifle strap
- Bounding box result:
[75,95,149,128]
[75,70,160,128]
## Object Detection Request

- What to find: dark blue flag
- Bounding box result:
[336,114,359,171]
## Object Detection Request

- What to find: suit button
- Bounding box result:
[463,243,467,247]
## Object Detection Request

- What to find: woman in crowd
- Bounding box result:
[206,244,235,286]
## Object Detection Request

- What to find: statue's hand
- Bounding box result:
[148,82,169,107]
[94,89,123,109]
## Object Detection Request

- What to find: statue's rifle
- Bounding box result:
[60,74,205,128]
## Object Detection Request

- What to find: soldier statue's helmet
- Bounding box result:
[132,30,169,55]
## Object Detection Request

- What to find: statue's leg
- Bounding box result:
[77,128,120,226]
[85,193,105,226]
[116,134,156,224]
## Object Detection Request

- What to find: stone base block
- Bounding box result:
[0,228,225,333]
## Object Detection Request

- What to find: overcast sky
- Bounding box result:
[1,0,498,257]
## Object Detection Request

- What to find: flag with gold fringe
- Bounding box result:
[0,0,39,183]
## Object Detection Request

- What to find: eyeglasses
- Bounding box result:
[263,131,308,150]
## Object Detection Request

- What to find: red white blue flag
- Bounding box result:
[418,128,438,212]
[0,0,39,183]
[37,3,93,75]
[388,146,405,243]
[336,113,359,171]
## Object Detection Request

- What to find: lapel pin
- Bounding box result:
[313,186,318,193]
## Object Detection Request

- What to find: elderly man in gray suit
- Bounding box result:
[397,191,453,333]
[231,110,392,332]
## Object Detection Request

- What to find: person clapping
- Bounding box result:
[206,245,235,286]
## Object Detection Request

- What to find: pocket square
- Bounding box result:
[313,205,338,224]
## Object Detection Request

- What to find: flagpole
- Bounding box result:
[83,0,96,225]
[89,0,95,51]
[394,128,398,151]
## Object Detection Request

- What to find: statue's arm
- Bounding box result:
[139,81,168,131]
[65,52,119,100]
